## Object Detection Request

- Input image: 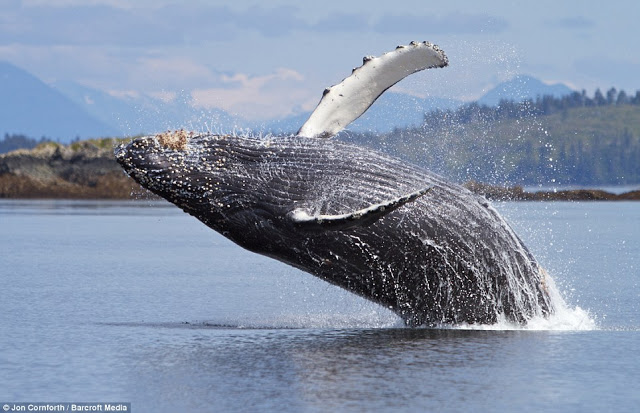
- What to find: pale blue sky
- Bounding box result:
[1,0,638,119]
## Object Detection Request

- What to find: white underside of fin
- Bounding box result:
[289,186,433,231]
[297,41,448,139]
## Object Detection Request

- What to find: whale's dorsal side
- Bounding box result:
[297,41,448,139]
[288,186,433,231]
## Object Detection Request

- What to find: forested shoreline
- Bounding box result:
[344,88,640,186]
[2,87,640,187]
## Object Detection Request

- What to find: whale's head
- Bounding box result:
[115,131,298,249]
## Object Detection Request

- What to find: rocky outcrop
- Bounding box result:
[0,139,638,200]
[464,181,640,201]
[0,138,152,199]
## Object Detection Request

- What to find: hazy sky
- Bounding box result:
[1,0,639,119]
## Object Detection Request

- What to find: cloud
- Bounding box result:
[546,16,596,29]
[106,89,141,99]
[373,12,509,35]
[0,4,178,46]
[191,68,313,119]
[0,0,20,10]
[2,3,511,49]
[311,12,370,32]
[232,5,305,37]
[0,3,308,47]
[219,68,304,89]
[573,56,640,90]
[133,56,219,88]
[148,90,176,103]
[22,0,144,7]
[0,43,124,84]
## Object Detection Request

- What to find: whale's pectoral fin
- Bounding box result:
[297,41,448,139]
[288,186,433,231]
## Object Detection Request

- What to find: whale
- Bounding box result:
[116,41,554,326]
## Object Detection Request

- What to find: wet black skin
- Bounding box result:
[116,134,553,326]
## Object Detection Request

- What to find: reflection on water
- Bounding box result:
[123,324,638,412]
[0,199,173,215]
[128,327,530,411]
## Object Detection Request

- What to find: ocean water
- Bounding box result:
[1,199,639,412]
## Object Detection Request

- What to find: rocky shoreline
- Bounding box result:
[464,181,640,201]
[0,138,151,199]
[1,139,638,201]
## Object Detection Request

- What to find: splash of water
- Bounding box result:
[200,264,595,331]
[449,275,597,331]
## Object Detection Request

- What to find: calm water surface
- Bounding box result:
[1,200,639,412]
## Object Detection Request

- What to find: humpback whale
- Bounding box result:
[116,41,554,326]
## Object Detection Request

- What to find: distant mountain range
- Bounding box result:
[0,61,119,140]
[477,75,574,107]
[1,61,576,143]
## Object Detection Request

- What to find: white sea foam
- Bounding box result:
[449,274,597,331]
[446,305,596,331]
